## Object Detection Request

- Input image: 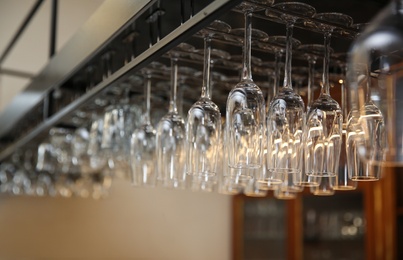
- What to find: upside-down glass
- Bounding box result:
[186,20,230,177]
[156,43,193,189]
[332,56,358,190]
[310,176,336,196]
[347,110,383,181]
[305,13,352,177]
[225,0,271,174]
[130,67,158,187]
[266,3,316,177]
[347,0,400,166]
[259,36,302,189]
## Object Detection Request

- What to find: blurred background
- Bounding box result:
[0,1,231,259]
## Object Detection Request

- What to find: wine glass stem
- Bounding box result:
[365,55,376,103]
[307,57,316,109]
[143,73,152,125]
[274,51,281,95]
[338,64,348,119]
[266,52,281,108]
[341,75,348,120]
[201,36,212,99]
[283,22,294,88]
[169,56,179,113]
[242,11,253,81]
[322,31,331,95]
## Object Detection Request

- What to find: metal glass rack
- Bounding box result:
[0,0,385,162]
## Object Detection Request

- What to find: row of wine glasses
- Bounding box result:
[0,0,387,199]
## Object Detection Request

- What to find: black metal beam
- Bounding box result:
[0,0,44,65]
[50,0,58,58]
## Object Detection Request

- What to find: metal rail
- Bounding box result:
[0,0,241,161]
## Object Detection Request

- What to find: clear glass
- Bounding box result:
[82,115,107,175]
[333,61,358,190]
[266,3,316,177]
[130,68,157,187]
[225,5,266,172]
[346,110,383,181]
[310,176,336,196]
[156,44,192,189]
[244,178,268,197]
[347,2,399,166]
[186,20,230,177]
[305,13,352,177]
[101,104,131,180]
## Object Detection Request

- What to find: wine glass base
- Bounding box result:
[350,176,379,182]
[312,190,335,196]
[306,172,337,178]
[333,186,357,191]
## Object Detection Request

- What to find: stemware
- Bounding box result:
[332,55,358,190]
[295,44,330,187]
[305,13,352,178]
[156,43,194,189]
[130,64,163,187]
[355,63,386,166]
[82,114,107,175]
[347,1,401,166]
[310,176,336,196]
[225,0,272,175]
[186,20,231,178]
[266,3,316,178]
[101,103,131,180]
[346,110,383,181]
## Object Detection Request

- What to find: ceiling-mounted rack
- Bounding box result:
[0,0,387,163]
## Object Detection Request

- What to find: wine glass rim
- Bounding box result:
[313,12,354,27]
[227,27,270,41]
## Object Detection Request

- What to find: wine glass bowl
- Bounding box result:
[156,43,195,189]
[266,2,317,24]
[305,13,351,178]
[130,65,159,187]
[234,0,275,13]
[264,2,317,183]
[225,5,267,173]
[186,21,231,177]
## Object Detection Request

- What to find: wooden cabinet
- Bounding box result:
[232,167,397,260]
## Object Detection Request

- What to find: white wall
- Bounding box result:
[0,0,107,111]
[0,1,232,259]
[0,180,231,259]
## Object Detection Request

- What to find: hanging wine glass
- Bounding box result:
[130,63,165,187]
[266,3,316,179]
[354,60,386,168]
[186,20,231,178]
[346,61,384,182]
[294,44,329,188]
[348,1,403,166]
[305,13,353,178]
[332,54,357,190]
[310,176,336,196]
[225,0,273,178]
[156,43,195,189]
